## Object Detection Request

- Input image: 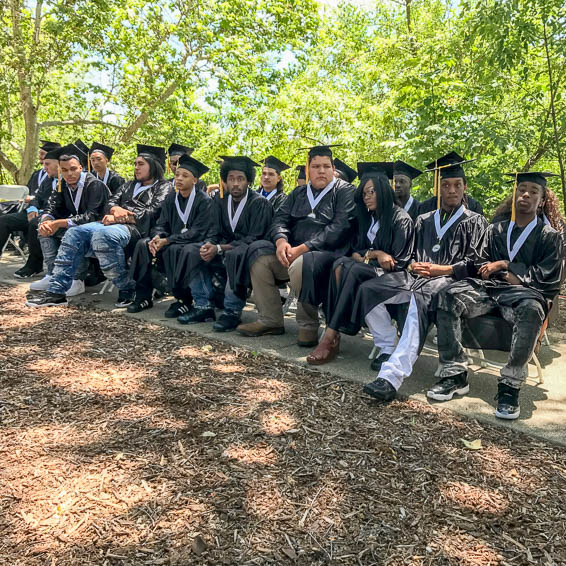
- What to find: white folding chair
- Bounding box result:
[0,185,29,258]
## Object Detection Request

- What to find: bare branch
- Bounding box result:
[0,149,19,176]
[38,119,125,130]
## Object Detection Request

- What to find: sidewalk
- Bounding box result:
[2,253,565,446]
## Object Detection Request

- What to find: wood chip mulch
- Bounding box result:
[1,284,565,565]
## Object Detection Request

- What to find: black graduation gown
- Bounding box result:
[129,188,213,295]
[462,218,563,314]
[28,176,56,212]
[419,194,484,216]
[27,169,48,197]
[107,179,172,242]
[326,206,414,331]
[43,172,110,225]
[257,188,287,212]
[403,197,421,221]
[247,178,357,305]
[95,169,125,195]
[210,190,273,296]
[353,207,487,349]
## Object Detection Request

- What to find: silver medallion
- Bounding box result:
[308,212,316,219]
[181,227,188,234]
[432,243,441,253]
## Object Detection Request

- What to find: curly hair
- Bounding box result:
[492,188,565,232]
[220,159,256,184]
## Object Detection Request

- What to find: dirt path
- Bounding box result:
[1,284,565,565]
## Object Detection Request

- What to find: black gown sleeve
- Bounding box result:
[231,198,273,247]
[67,179,109,225]
[129,181,171,230]
[388,213,415,270]
[270,191,294,243]
[167,194,214,245]
[451,215,489,280]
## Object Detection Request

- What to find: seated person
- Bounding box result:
[2,142,60,278]
[89,142,125,195]
[27,144,110,301]
[295,165,306,187]
[360,152,487,401]
[26,144,170,308]
[431,172,563,420]
[307,166,414,365]
[418,152,484,216]
[237,145,356,346]
[333,158,358,185]
[393,160,422,221]
[258,156,289,212]
[127,155,212,315]
[177,156,273,331]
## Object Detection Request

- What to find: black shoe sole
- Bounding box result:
[14,272,43,279]
[238,327,285,337]
[26,300,68,308]
[362,383,397,401]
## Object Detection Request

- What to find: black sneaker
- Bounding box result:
[14,266,43,279]
[25,291,68,308]
[363,378,397,401]
[213,312,241,332]
[164,301,191,319]
[115,290,135,308]
[370,353,391,372]
[127,298,153,313]
[427,371,469,401]
[495,383,520,420]
[178,307,216,325]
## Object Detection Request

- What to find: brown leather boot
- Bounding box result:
[237,320,285,337]
[307,333,340,365]
[297,327,319,347]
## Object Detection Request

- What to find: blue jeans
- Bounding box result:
[48,223,133,295]
[188,267,245,315]
[40,228,89,280]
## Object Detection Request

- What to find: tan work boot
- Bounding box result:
[237,320,285,337]
[297,328,319,347]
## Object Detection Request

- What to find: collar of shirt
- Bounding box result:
[68,171,87,192]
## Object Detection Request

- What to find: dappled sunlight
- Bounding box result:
[440,481,508,515]
[239,378,294,404]
[436,533,503,565]
[260,409,298,435]
[209,362,247,374]
[222,442,278,467]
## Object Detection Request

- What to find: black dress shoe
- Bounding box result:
[25,291,68,308]
[178,307,216,325]
[363,378,397,401]
[127,298,153,313]
[14,266,43,279]
[370,353,391,372]
[115,290,135,308]
[213,313,241,332]
[164,301,191,319]
[426,371,469,401]
[495,382,520,420]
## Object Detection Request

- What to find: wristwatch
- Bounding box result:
[216,244,223,256]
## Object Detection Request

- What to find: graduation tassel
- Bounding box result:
[305,161,310,185]
[511,172,518,223]
[219,178,224,198]
[57,166,62,192]
[392,175,396,193]
[87,152,91,173]
[435,164,440,209]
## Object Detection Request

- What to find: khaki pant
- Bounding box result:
[251,254,319,330]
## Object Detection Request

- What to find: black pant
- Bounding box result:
[0,211,43,270]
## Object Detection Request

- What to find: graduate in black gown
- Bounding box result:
[257,156,289,212]
[295,165,306,187]
[418,152,484,216]
[393,160,422,221]
[431,172,563,420]
[334,158,357,185]
[1,141,59,278]
[177,156,273,331]
[237,145,356,347]
[127,154,212,315]
[89,142,125,195]
[27,143,110,299]
[306,166,414,365]
[360,152,487,401]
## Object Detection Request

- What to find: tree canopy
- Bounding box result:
[1,0,564,214]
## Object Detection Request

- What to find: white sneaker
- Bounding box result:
[29,274,51,291]
[66,279,85,297]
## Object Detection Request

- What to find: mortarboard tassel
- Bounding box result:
[87,152,91,173]
[305,161,310,185]
[435,164,440,210]
[219,178,224,199]
[57,166,62,192]
[511,172,518,223]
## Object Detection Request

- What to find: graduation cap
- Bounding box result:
[39,140,61,152]
[425,152,475,208]
[393,160,422,180]
[90,141,115,160]
[58,143,86,165]
[297,144,342,184]
[67,139,90,170]
[177,154,209,179]
[505,171,558,222]
[44,144,64,160]
[261,156,290,174]
[357,162,395,180]
[168,143,194,157]
[295,165,306,186]
[334,159,357,184]
[137,144,167,167]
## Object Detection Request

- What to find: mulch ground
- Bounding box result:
[1,284,566,566]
